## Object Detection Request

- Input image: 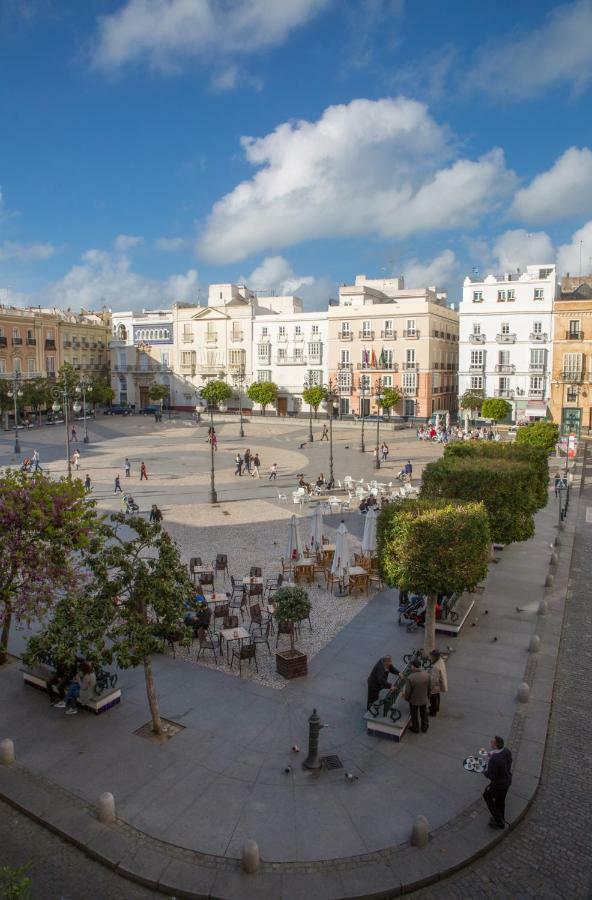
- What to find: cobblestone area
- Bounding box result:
[414,456,592,900]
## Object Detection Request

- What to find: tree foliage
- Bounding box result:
[148,383,169,403]
[86,378,114,407]
[25,515,193,735]
[302,385,326,414]
[201,379,233,406]
[515,421,559,454]
[273,585,311,652]
[377,498,490,652]
[21,378,51,417]
[459,391,484,413]
[56,362,79,395]
[481,397,512,422]
[443,441,549,511]
[247,381,278,415]
[0,471,99,664]
[380,386,402,414]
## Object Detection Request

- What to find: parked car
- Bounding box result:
[139,404,160,415]
[104,405,131,416]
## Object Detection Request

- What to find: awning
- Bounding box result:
[525,402,548,417]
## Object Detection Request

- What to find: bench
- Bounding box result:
[22,663,121,714]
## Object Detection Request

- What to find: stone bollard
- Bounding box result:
[0,739,15,765]
[545,574,554,587]
[550,552,559,567]
[554,537,562,548]
[98,792,116,825]
[517,682,530,703]
[529,635,541,653]
[411,815,430,848]
[242,839,260,874]
[538,600,548,616]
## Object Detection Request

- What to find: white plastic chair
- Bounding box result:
[278,492,288,503]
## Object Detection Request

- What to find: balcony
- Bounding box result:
[26,338,36,346]
[337,384,353,396]
[470,362,485,371]
[561,370,584,383]
[469,334,485,344]
[494,364,515,374]
[529,332,547,342]
[63,341,72,348]
[308,356,323,366]
[381,330,397,340]
[91,342,97,349]
[528,363,546,373]
[338,362,353,371]
[496,333,516,343]
[12,337,23,346]
[293,334,304,343]
[230,331,244,342]
[403,330,420,339]
[44,340,56,350]
[527,389,545,399]
[359,330,374,340]
[403,385,417,396]
[338,331,353,340]
[565,331,584,340]
[277,334,288,343]
[0,336,6,347]
[494,389,514,398]
[402,362,417,370]
[182,334,194,343]
[356,362,398,371]
[114,365,133,372]
[205,335,218,346]
[276,356,307,365]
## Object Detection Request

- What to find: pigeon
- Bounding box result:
[291,745,300,753]
[344,772,358,782]
[516,607,523,613]
[299,442,307,449]
[492,636,498,642]
[484,610,489,615]
[284,766,292,774]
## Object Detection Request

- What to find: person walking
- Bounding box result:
[268,462,278,480]
[404,659,430,733]
[320,424,329,441]
[251,453,261,478]
[114,474,122,493]
[71,425,78,443]
[234,453,243,476]
[367,655,401,711]
[32,449,41,472]
[381,442,389,463]
[483,735,513,829]
[404,459,413,482]
[243,448,251,474]
[428,649,448,717]
[84,474,91,491]
[149,504,163,523]
[124,457,131,478]
[211,432,218,452]
[140,461,148,481]
[71,449,80,471]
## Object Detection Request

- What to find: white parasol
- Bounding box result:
[308,504,324,551]
[285,514,303,563]
[361,507,378,556]
[331,520,352,579]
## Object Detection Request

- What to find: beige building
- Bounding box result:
[327,275,459,420]
[550,275,592,434]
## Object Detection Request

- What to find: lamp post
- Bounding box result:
[359,375,366,453]
[374,377,383,470]
[77,377,91,443]
[303,375,314,444]
[51,383,77,480]
[7,373,23,454]
[197,399,217,504]
[324,379,339,488]
[235,366,246,439]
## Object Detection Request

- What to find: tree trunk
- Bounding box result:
[423,595,437,656]
[0,610,12,666]
[143,655,163,735]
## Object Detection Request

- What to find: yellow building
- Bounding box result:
[550,277,592,434]
[58,311,111,380]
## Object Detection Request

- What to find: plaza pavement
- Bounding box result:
[0,415,580,897]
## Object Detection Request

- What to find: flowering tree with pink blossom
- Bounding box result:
[0,470,99,665]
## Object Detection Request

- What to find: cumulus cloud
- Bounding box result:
[93,0,330,72]
[198,96,514,264]
[154,236,191,252]
[511,147,592,223]
[246,255,315,295]
[402,249,458,289]
[556,220,592,275]
[470,0,592,100]
[0,241,56,261]
[114,233,143,252]
[492,229,555,273]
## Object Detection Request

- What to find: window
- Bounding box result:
[28,358,36,374]
[258,343,270,361]
[231,323,242,340]
[307,369,322,386]
[498,376,510,393]
[46,357,55,374]
[383,349,394,367]
[182,351,195,367]
[337,372,351,391]
[140,352,149,371]
[498,350,510,366]
[340,349,350,364]
[308,341,321,359]
[278,348,287,360]
[362,320,371,337]
[530,349,545,368]
[497,290,506,302]
[402,371,417,389]
[72,357,79,366]
[384,319,393,335]
[229,349,245,367]
[12,327,19,339]
[473,291,483,302]
[567,387,578,402]
[27,329,34,341]
[278,326,286,337]
[312,324,319,336]
[568,319,581,337]
[529,376,544,395]
[294,325,302,336]
[406,319,416,335]
[118,352,126,368]
[470,375,483,390]
[294,347,304,361]
[471,350,484,366]
[261,327,268,337]
[534,288,544,300]
[501,322,510,335]
[360,374,371,391]
[340,321,350,334]
[0,359,5,374]
[90,357,95,367]
[472,323,481,335]
[533,321,542,334]
[562,352,582,374]
[219,291,223,300]
[13,359,21,374]
[47,329,53,340]
[406,348,416,365]
[382,375,392,387]
[507,289,515,301]
[161,352,169,367]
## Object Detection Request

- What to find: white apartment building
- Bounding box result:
[109,308,178,409]
[459,264,557,422]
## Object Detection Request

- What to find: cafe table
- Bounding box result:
[348,565,369,595]
[293,558,315,584]
[219,625,250,662]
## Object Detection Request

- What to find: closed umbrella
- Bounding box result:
[285,514,303,562]
[361,507,378,556]
[309,504,324,551]
[331,521,352,588]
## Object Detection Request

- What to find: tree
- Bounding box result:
[56,362,79,395]
[201,379,233,408]
[86,378,114,408]
[459,391,484,424]
[25,515,193,736]
[148,383,169,408]
[302,385,326,419]
[481,397,512,423]
[378,499,490,653]
[247,381,278,415]
[421,455,539,545]
[516,421,559,454]
[273,586,312,653]
[0,471,98,665]
[21,377,52,423]
[380,386,401,419]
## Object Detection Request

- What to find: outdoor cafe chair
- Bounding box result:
[265,573,283,598]
[248,602,269,635]
[195,627,218,664]
[325,571,341,594]
[212,602,229,631]
[215,554,229,579]
[230,642,258,677]
[250,620,272,656]
[228,593,246,621]
[189,556,203,583]
[250,566,262,577]
[247,582,264,601]
[275,620,295,648]
[198,572,214,591]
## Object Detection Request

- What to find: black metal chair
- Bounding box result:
[275,621,294,648]
[195,627,218,664]
[230,642,258,676]
[199,572,215,592]
[189,557,203,583]
[249,566,262,577]
[215,554,229,579]
[212,602,229,631]
[265,573,283,598]
[251,620,272,655]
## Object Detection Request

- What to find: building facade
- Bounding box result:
[109,308,177,409]
[327,275,458,421]
[550,275,592,434]
[459,265,557,422]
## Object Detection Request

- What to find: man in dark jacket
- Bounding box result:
[404,660,430,733]
[367,656,400,710]
[483,735,512,828]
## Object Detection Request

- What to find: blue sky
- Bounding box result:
[1,0,592,311]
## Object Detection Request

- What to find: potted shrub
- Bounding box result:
[274,586,311,679]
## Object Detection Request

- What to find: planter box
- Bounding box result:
[276,649,307,679]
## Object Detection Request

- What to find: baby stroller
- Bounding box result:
[398,592,426,630]
[123,494,139,514]
[21,458,33,473]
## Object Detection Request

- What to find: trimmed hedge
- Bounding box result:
[515,421,559,454]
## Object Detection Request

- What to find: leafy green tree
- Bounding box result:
[201,379,233,408]
[302,385,326,419]
[516,421,559,454]
[56,362,79,395]
[273,586,312,653]
[21,377,52,423]
[421,455,538,545]
[0,471,98,665]
[443,441,549,511]
[378,499,490,653]
[148,383,169,408]
[481,397,512,423]
[86,378,115,408]
[26,515,193,736]
[380,386,401,419]
[459,391,484,424]
[247,381,278,415]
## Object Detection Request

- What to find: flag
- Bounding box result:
[379,347,386,367]
[371,349,377,368]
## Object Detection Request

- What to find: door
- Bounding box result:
[277,397,288,417]
[139,386,150,408]
[404,399,415,418]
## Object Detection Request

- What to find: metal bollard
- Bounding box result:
[242,839,260,874]
[302,709,323,770]
[98,791,116,824]
[0,739,15,765]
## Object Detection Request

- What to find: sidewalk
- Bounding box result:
[0,465,579,898]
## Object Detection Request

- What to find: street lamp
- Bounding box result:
[324,378,339,488]
[374,377,384,470]
[77,378,91,443]
[234,366,247,439]
[303,375,314,444]
[358,375,367,453]
[7,373,23,454]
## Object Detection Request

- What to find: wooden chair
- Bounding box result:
[249,602,267,634]
[189,556,203,583]
[230,642,258,676]
[198,572,214,592]
[349,573,368,597]
[250,620,272,655]
[195,627,218,664]
[369,570,384,591]
[215,554,229,579]
[325,571,341,594]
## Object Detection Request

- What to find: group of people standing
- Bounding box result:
[234,449,262,477]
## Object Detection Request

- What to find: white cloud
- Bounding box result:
[470,0,592,99]
[402,249,458,289]
[198,96,514,264]
[114,233,143,252]
[154,236,191,252]
[493,229,555,273]
[93,0,330,72]
[556,220,592,275]
[511,147,592,223]
[246,255,314,295]
[0,240,56,261]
